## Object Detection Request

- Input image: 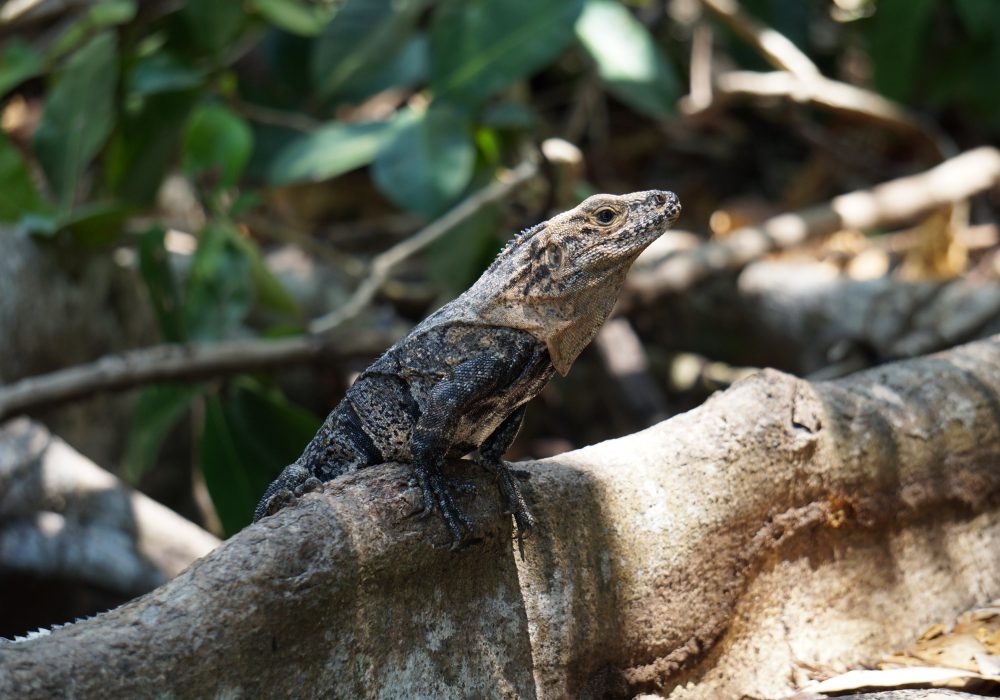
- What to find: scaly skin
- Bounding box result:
[254,190,682,545]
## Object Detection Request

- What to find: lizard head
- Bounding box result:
[473,190,681,375]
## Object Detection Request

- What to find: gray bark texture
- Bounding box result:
[4,337,1000,699]
[638,259,1000,376]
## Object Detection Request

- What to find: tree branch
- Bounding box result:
[698,0,820,79]
[627,147,1000,304]
[0,328,399,421]
[5,337,1000,698]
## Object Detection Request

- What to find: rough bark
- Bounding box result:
[637,259,1000,375]
[4,338,1000,699]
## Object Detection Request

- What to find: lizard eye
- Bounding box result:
[594,207,618,225]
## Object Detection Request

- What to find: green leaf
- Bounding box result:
[575,0,679,118]
[480,101,537,130]
[182,104,254,188]
[311,0,425,100]
[180,0,246,54]
[234,235,303,318]
[0,39,44,97]
[429,0,584,106]
[47,0,137,60]
[267,120,396,185]
[954,0,999,39]
[334,34,429,103]
[184,222,253,341]
[88,0,137,26]
[124,383,204,483]
[201,395,257,536]
[867,0,936,101]
[251,0,335,37]
[33,32,118,214]
[427,203,502,294]
[0,133,50,223]
[138,225,187,342]
[372,105,475,216]
[128,53,205,96]
[106,90,198,205]
[201,380,321,535]
[60,200,133,245]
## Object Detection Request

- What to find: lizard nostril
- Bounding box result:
[652,192,667,206]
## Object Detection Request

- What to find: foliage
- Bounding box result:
[3,0,998,533]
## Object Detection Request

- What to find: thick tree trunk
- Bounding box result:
[4,338,1000,699]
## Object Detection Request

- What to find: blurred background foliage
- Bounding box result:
[1,0,999,536]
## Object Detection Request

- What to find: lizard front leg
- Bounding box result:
[478,405,535,540]
[410,353,518,547]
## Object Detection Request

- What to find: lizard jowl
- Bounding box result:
[254,190,681,545]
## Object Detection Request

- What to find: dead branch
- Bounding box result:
[698,0,820,79]
[695,70,951,159]
[627,147,1000,304]
[686,0,953,161]
[0,328,399,421]
[0,419,219,594]
[4,336,1000,698]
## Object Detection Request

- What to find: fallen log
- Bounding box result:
[0,419,220,594]
[4,337,1000,698]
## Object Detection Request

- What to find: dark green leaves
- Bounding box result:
[0,39,44,97]
[429,0,583,105]
[576,0,679,118]
[184,222,254,341]
[180,0,246,54]
[954,0,999,38]
[267,120,397,185]
[867,0,936,101]
[250,0,335,37]
[128,53,206,96]
[0,134,50,223]
[183,104,254,188]
[125,384,205,482]
[201,379,321,535]
[311,0,425,100]
[372,106,475,216]
[33,32,118,214]
[138,226,187,342]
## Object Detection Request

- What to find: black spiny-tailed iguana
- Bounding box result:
[254,190,681,545]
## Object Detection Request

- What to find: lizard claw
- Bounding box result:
[482,459,536,544]
[413,466,476,547]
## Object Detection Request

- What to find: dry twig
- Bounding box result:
[698,0,820,79]
[0,329,399,421]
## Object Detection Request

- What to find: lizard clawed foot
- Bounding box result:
[481,458,536,543]
[294,476,323,497]
[412,466,477,548]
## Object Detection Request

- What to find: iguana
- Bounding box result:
[254,189,681,545]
